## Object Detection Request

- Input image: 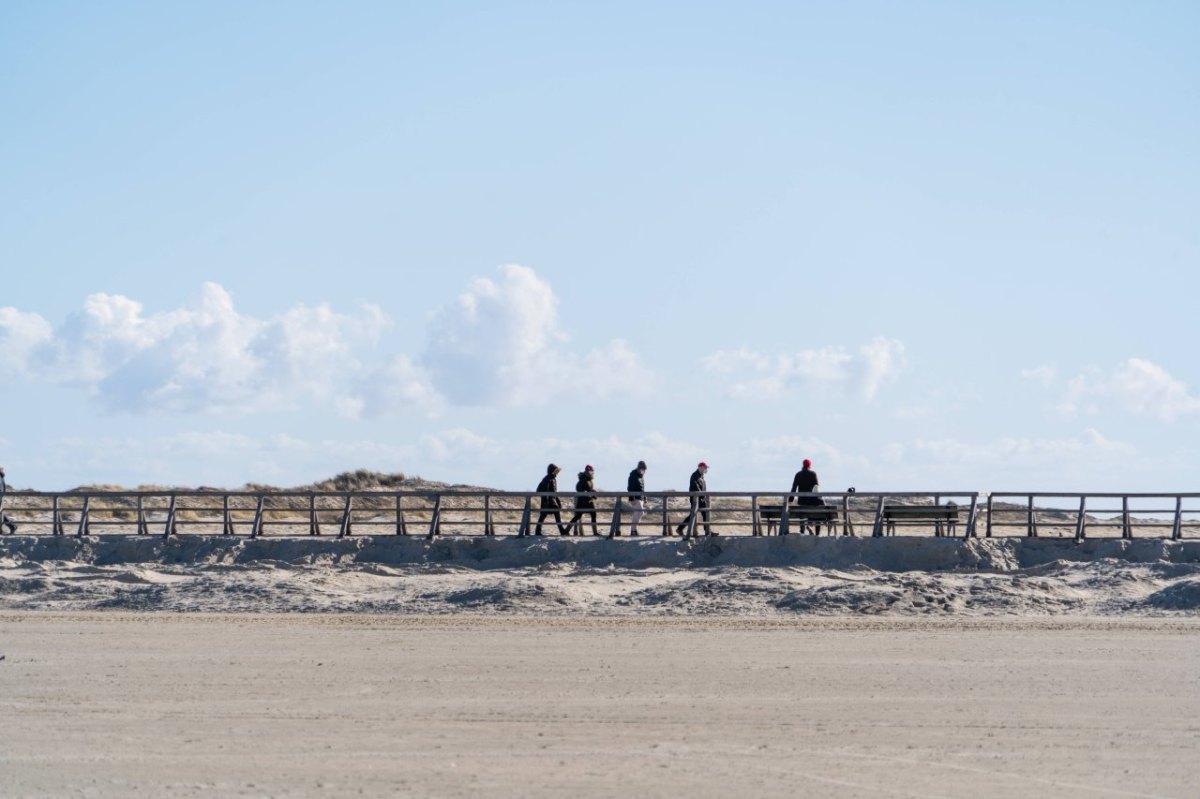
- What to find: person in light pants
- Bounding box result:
[623,460,648,537]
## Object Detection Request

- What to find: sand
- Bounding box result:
[2,612,1198,798]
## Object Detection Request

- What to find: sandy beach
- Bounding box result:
[2,612,1198,798]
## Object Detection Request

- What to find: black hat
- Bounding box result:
[637,460,647,470]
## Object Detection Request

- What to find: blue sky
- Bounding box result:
[1,1,1197,492]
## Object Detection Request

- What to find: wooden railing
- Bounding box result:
[0,490,1196,541]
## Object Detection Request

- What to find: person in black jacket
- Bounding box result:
[534,463,569,536]
[788,458,823,535]
[623,460,648,537]
[789,459,821,505]
[676,462,713,537]
[567,465,600,537]
[0,466,15,534]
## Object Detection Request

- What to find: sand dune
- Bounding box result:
[3,535,1197,615]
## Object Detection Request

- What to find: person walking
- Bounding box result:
[676,462,713,537]
[623,460,648,537]
[0,466,16,535]
[567,465,600,537]
[534,463,569,536]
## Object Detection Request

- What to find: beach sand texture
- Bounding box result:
[2,613,1198,798]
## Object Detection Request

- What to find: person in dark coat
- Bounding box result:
[534,463,569,536]
[623,460,648,537]
[787,458,823,535]
[567,465,599,537]
[789,459,821,505]
[676,462,713,537]
[0,466,15,534]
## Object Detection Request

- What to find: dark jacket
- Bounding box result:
[790,468,821,504]
[627,468,645,500]
[0,475,6,497]
[575,472,596,509]
[536,474,561,508]
[689,469,708,507]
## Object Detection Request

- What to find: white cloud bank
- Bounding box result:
[701,337,906,401]
[0,266,653,416]
[1044,358,1200,421]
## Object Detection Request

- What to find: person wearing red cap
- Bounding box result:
[567,465,600,537]
[788,459,823,532]
[676,461,713,537]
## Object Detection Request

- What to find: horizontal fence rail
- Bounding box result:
[0,490,1195,541]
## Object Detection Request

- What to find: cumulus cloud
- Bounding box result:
[0,266,653,416]
[0,307,53,372]
[421,264,654,407]
[701,337,905,401]
[1057,358,1200,421]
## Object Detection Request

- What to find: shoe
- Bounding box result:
[631,531,639,536]
[535,532,544,536]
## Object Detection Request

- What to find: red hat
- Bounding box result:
[585,464,594,472]
[803,459,812,468]
[698,461,708,469]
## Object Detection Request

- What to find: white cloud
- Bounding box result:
[0,306,53,372]
[1058,358,1200,421]
[701,337,905,401]
[0,266,652,416]
[908,428,1135,465]
[1021,365,1057,387]
[422,264,654,407]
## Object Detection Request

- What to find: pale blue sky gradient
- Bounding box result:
[1,1,1197,491]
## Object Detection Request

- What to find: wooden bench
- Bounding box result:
[758,503,840,536]
[879,504,959,537]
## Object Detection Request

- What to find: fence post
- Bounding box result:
[661,496,670,537]
[1172,496,1183,540]
[608,499,622,539]
[517,496,532,536]
[484,495,494,536]
[1074,496,1087,542]
[161,496,176,539]
[53,495,63,536]
[985,494,994,538]
[397,494,408,536]
[965,495,979,539]
[310,494,321,536]
[75,497,91,537]
[779,498,791,537]
[249,496,264,539]
[223,495,235,536]
[426,495,441,540]
[842,494,854,537]
[1122,496,1132,540]
[136,495,147,535]
[336,495,353,539]
[1027,495,1038,538]
[871,496,885,538]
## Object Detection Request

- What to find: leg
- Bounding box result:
[701,506,713,536]
[630,499,645,534]
[555,511,569,535]
[535,510,549,536]
[588,510,598,537]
